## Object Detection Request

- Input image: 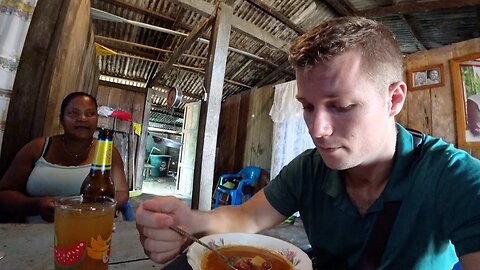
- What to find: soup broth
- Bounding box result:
[201,245,294,270]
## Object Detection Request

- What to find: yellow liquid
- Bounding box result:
[54,203,115,270]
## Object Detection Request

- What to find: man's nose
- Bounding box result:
[308,109,333,138]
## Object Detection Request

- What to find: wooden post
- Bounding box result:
[191,0,233,210]
[134,88,154,190]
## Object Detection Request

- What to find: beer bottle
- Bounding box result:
[80,128,115,200]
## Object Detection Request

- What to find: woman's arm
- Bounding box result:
[0,138,56,221]
[111,146,129,209]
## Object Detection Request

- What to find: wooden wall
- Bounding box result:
[96,84,146,189]
[214,84,274,188]
[401,38,480,157]
[0,0,98,176]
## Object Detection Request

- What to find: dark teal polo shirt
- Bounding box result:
[264,124,480,269]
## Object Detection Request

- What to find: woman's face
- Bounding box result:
[60,96,98,139]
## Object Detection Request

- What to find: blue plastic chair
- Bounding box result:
[214,166,262,208]
[120,199,136,221]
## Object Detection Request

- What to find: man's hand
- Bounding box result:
[136,196,194,263]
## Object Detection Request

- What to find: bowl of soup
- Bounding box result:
[187,233,312,270]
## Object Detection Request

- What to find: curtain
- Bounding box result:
[0,0,37,149]
[269,80,315,180]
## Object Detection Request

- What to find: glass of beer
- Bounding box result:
[54,195,116,270]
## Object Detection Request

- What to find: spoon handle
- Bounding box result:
[169,226,236,268]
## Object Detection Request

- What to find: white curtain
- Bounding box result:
[0,0,37,149]
[269,80,315,180]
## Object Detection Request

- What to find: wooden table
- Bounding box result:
[0,219,310,269]
[0,221,163,269]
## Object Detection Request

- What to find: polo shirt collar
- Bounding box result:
[322,123,419,204]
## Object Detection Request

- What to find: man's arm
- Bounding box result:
[460,251,480,270]
[191,189,287,235]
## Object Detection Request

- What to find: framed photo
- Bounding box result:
[407,64,445,91]
[450,53,480,148]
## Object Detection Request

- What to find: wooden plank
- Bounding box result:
[168,0,289,52]
[214,94,241,185]
[135,88,154,190]
[192,1,233,210]
[95,35,207,61]
[243,84,274,171]
[0,0,64,176]
[427,46,455,143]
[356,0,480,17]
[405,53,431,133]
[147,16,213,88]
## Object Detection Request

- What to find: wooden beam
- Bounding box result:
[100,0,175,24]
[99,80,147,93]
[245,0,304,34]
[322,0,355,16]
[95,2,281,68]
[192,0,233,210]
[134,88,153,190]
[168,0,290,52]
[101,52,252,88]
[356,0,480,17]
[402,15,427,51]
[95,35,208,61]
[99,76,203,100]
[147,16,213,88]
[254,60,291,88]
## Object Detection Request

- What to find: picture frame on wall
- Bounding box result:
[450,52,480,148]
[407,64,445,91]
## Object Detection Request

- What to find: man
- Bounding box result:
[426,69,440,84]
[136,17,480,269]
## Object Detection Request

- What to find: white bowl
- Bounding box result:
[186,232,312,270]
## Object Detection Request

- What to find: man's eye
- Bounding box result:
[67,111,79,117]
[333,104,355,112]
[86,112,97,117]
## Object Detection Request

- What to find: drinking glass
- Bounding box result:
[54,195,116,270]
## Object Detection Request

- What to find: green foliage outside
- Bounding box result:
[461,66,480,97]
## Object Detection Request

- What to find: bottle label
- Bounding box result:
[91,140,112,171]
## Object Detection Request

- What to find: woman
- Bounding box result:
[0,92,129,222]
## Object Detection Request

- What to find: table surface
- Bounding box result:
[0,219,310,269]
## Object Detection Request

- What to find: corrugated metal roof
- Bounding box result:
[91,0,480,127]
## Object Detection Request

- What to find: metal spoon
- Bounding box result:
[169,225,240,270]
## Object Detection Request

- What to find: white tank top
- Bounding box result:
[25,137,90,222]
[26,137,91,196]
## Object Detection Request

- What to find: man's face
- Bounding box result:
[429,70,439,80]
[296,51,394,170]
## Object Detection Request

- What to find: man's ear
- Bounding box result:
[388,81,407,117]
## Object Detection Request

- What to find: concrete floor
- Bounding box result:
[129,175,192,213]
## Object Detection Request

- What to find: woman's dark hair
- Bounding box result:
[59,92,98,121]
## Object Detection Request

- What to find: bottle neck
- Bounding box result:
[91,138,112,172]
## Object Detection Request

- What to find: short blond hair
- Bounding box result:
[289,17,403,90]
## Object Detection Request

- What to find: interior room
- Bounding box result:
[1,0,480,269]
